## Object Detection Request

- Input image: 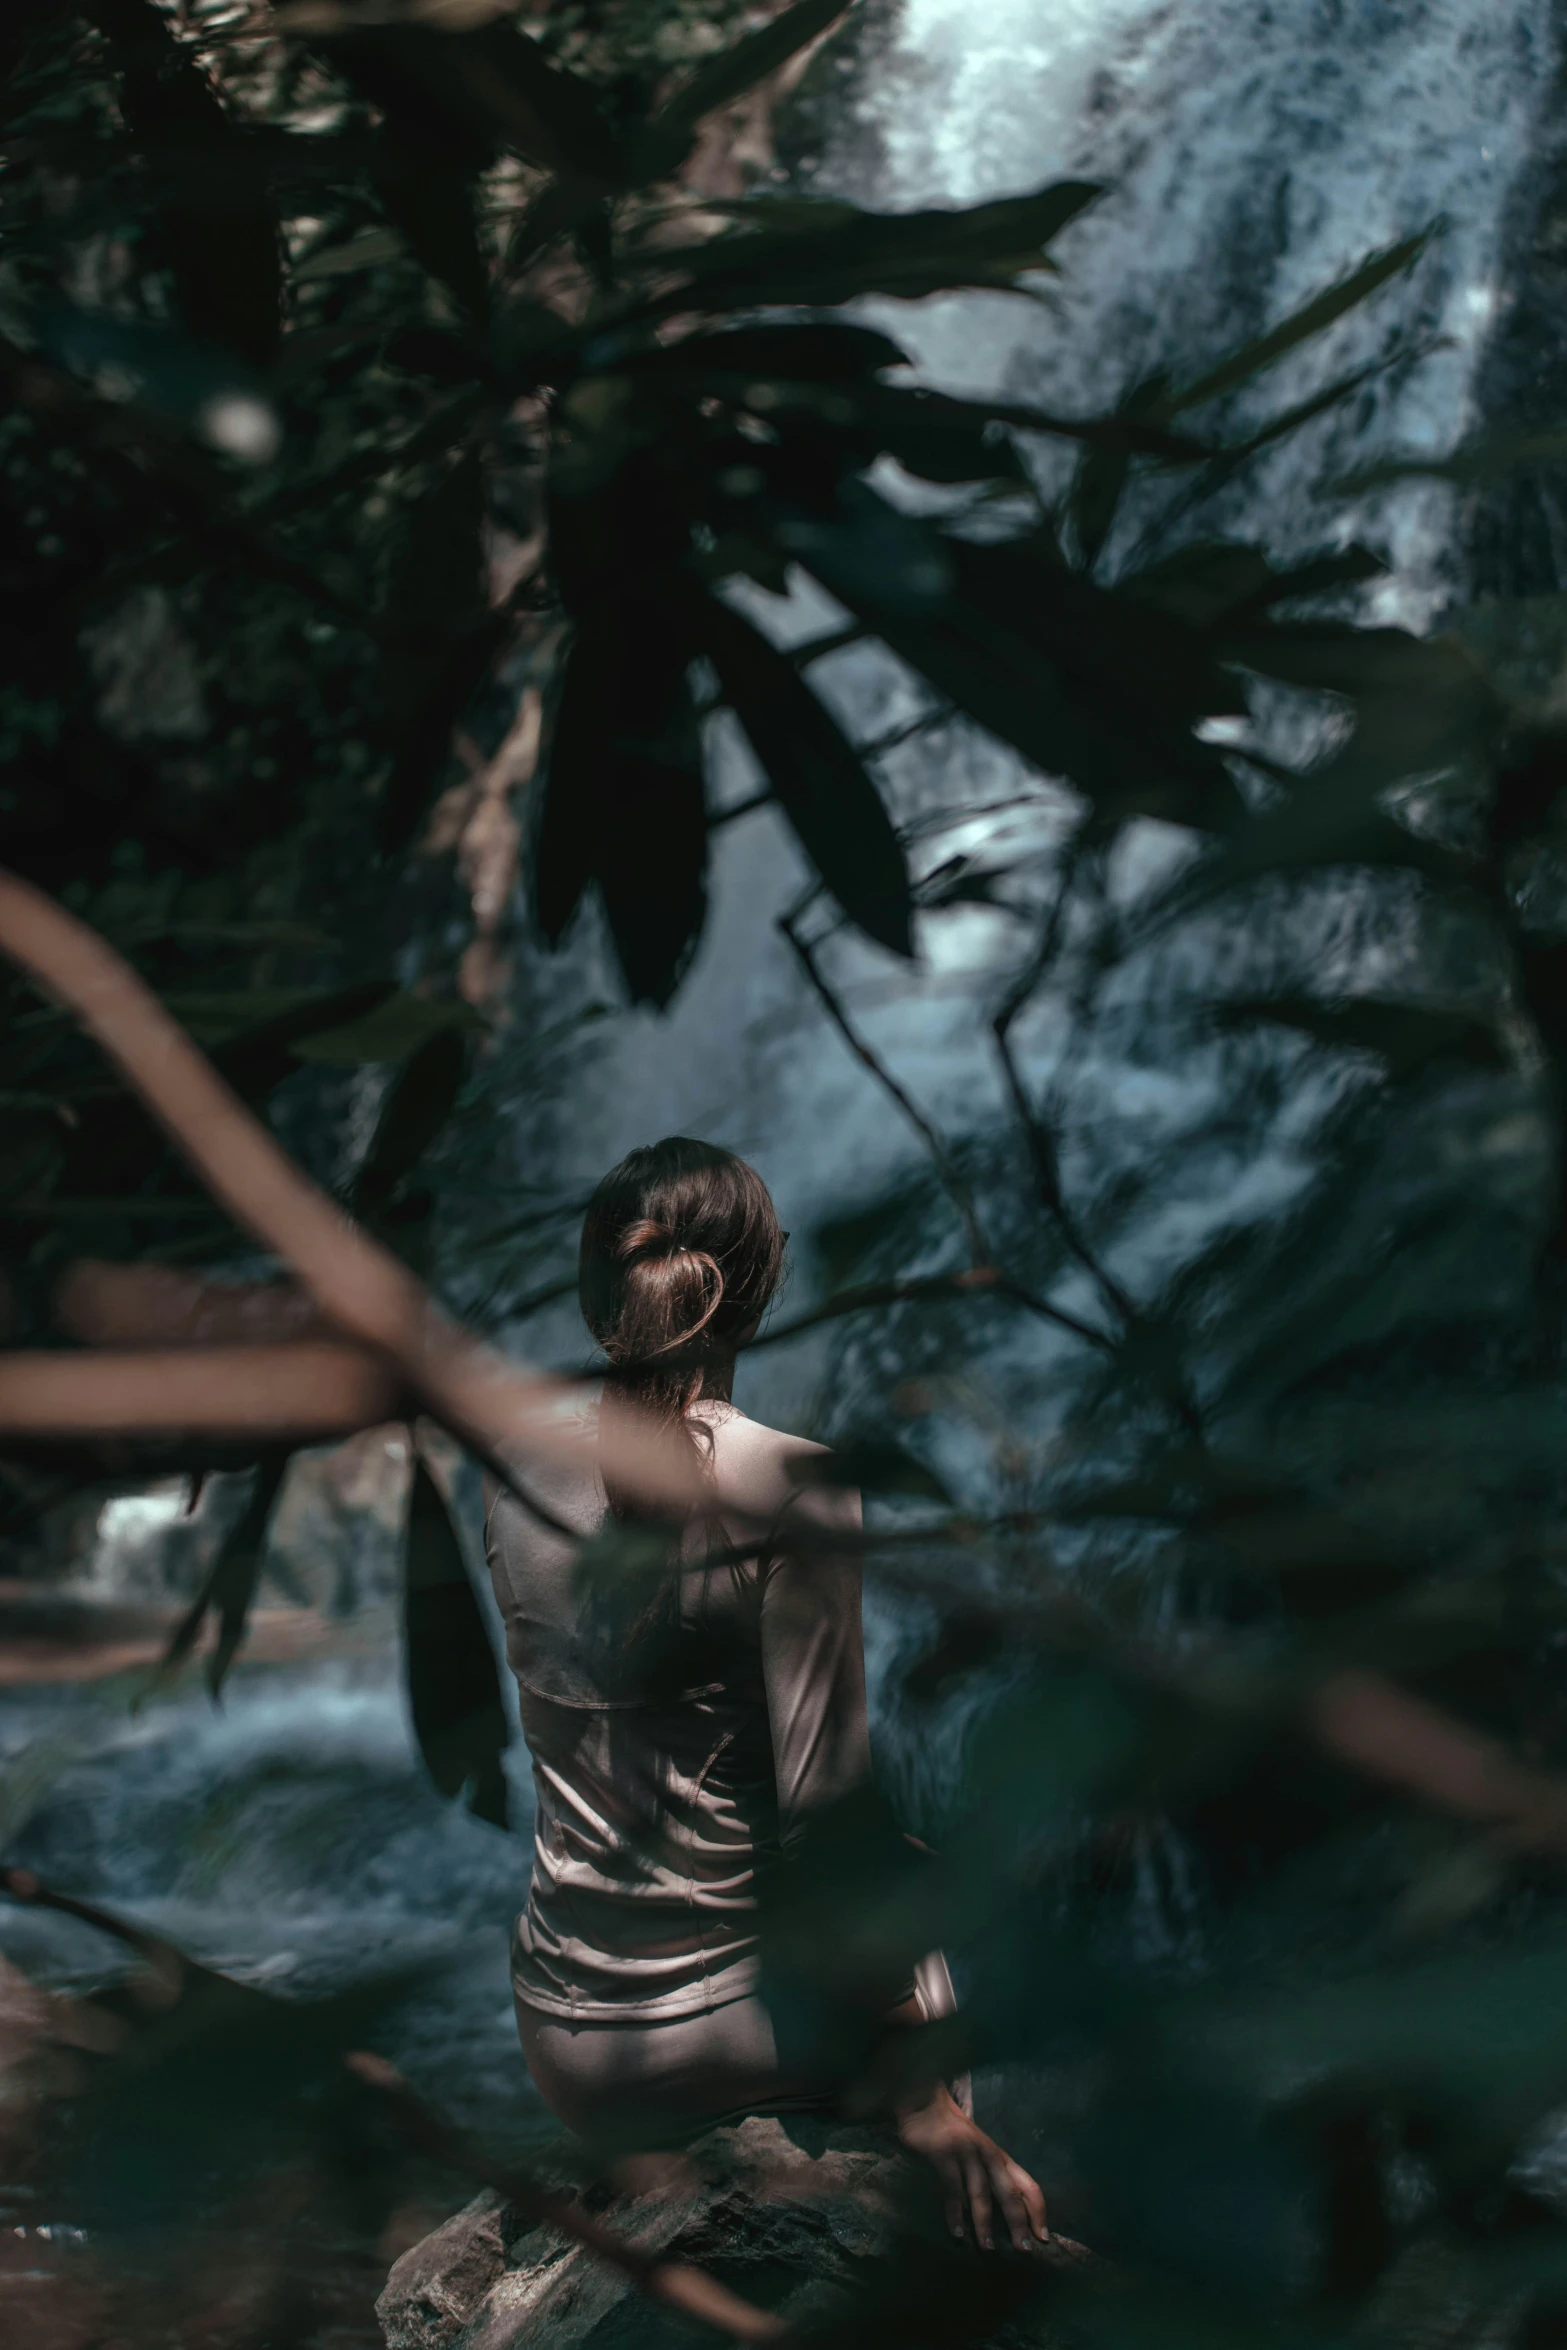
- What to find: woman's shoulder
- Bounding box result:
[690,1402,842,1518]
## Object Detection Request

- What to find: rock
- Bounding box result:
[377,2190,511,2350]
[378,2115,1094,2350]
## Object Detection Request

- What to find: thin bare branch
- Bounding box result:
[0,870,701,1516]
[745,1265,1108,1355]
[782,906,991,1267]
[780,905,1116,1354]
[1309,1671,1567,1853]
[0,1342,398,1441]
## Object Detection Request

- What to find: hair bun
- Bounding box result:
[617,1217,673,1262]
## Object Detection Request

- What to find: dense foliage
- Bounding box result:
[12,4,1567,2349]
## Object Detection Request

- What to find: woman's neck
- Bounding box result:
[692,1352,736,1406]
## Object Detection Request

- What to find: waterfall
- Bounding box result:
[469,0,1559,1445]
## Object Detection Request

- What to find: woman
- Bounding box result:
[485,1137,1046,2252]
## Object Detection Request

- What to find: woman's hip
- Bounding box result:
[515,1992,837,2151]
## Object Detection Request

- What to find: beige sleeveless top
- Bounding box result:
[484,1399,869,2022]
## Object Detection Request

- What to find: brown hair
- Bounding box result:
[580,1138,785,1501]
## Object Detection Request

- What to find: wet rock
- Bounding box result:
[378,2114,1091,2350]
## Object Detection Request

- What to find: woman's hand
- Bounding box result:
[896,2084,1048,2253]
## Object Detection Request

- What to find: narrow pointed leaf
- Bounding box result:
[1067,372,1169,569]
[532,630,598,949]
[536,603,708,1006]
[1335,426,1567,495]
[354,1027,468,1209]
[653,320,910,380]
[1213,995,1507,1080]
[404,1453,509,1828]
[289,991,480,1067]
[1168,231,1431,416]
[862,384,1029,485]
[634,179,1103,314]
[89,0,281,367]
[651,0,854,140]
[158,1455,289,1697]
[696,593,913,956]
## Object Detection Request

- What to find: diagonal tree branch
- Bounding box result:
[780,901,1115,1354]
[989,834,1205,1436]
[0,868,701,1516]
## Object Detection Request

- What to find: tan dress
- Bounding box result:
[486,1397,911,2140]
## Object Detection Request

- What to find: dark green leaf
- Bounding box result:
[695,592,913,957]
[1167,231,1432,416]
[449,18,627,185]
[404,1453,509,1828]
[1213,995,1508,1081]
[377,446,503,846]
[1148,779,1472,923]
[1124,542,1386,631]
[1067,372,1170,570]
[536,602,709,1006]
[322,19,625,188]
[792,1438,952,1501]
[655,321,909,381]
[1220,620,1498,794]
[374,134,491,320]
[1218,620,1468,698]
[1068,442,1129,571]
[1247,545,1388,608]
[290,225,405,283]
[773,482,954,614]
[650,0,854,145]
[290,991,480,1067]
[632,178,1102,315]
[861,384,1029,486]
[1121,542,1279,629]
[89,0,281,367]
[532,640,597,950]
[795,491,1243,830]
[352,1026,468,1211]
[215,979,400,1098]
[159,1455,289,1697]
[1334,426,1567,495]
[1233,345,1419,458]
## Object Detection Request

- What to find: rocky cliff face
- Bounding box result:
[377,2114,1093,2350]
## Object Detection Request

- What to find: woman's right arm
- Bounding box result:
[756,1476,1048,2252]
